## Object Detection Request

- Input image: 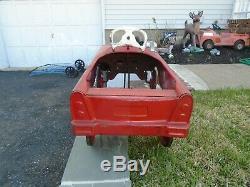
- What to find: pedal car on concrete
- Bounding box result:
[70,27,193,147]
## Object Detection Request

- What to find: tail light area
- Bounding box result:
[170,95,193,123]
[70,92,90,120]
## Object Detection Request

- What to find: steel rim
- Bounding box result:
[237,43,243,50]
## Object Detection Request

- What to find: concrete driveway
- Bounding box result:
[0,72,78,186]
[184,64,250,89]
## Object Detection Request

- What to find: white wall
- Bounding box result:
[0,29,9,68]
[232,0,250,19]
[0,0,103,67]
[104,0,234,29]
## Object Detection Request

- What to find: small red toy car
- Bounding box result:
[200,29,250,50]
[70,28,193,147]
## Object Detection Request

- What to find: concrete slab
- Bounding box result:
[60,136,131,187]
[184,64,250,89]
[0,67,35,71]
[169,64,209,90]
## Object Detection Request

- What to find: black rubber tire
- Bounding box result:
[86,136,95,146]
[75,59,85,72]
[234,40,245,51]
[65,66,78,78]
[159,137,173,147]
[202,40,214,50]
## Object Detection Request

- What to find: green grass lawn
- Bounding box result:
[129,89,250,186]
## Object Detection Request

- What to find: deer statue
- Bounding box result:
[182,11,203,49]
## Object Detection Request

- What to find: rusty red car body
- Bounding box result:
[70,30,193,146]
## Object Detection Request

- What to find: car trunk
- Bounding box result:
[85,90,178,121]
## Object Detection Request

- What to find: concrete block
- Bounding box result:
[60,136,131,187]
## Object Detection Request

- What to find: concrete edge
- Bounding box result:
[0,67,35,71]
[60,136,131,187]
[61,178,131,186]
[169,64,209,90]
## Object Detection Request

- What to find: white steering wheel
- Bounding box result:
[110,27,148,51]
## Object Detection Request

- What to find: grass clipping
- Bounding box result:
[129,89,250,186]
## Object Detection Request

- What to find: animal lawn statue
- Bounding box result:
[182,11,203,49]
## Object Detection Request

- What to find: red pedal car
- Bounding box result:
[200,29,250,50]
[70,28,193,147]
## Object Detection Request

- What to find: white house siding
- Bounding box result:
[0,0,103,67]
[0,29,8,68]
[232,0,250,19]
[104,0,235,29]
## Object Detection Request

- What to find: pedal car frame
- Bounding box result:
[70,28,193,146]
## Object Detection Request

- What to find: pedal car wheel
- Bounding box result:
[159,137,173,147]
[65,66,78,78]
[75,59,85,72]
[149,69,156,89]
[234,40,245,50]
[86,136,95,146]
[202,40,214,50]
[149,79,156,89]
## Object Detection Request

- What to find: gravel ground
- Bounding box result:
[0,72,79,186]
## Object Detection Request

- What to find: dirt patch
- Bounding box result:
[162,45,250,64]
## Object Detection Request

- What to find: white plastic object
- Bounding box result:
[146,41,157,51]
[203,32,214,36]
[110,27,148,51]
